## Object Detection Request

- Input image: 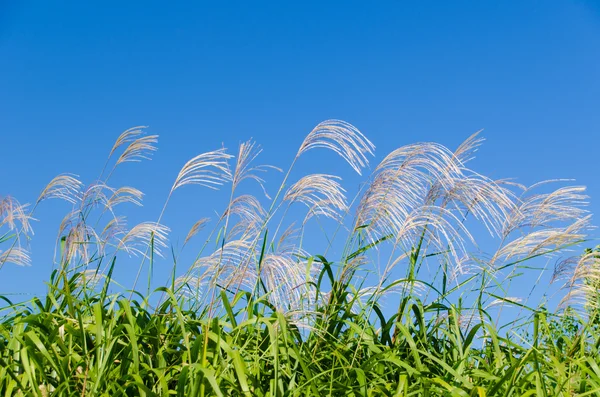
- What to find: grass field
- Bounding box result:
[1,121,599,396]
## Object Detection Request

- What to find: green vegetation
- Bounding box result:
[1,121,599,395]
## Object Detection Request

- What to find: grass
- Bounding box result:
[1,120,600,395]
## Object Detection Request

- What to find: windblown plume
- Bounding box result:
[119,222,170,258]
[170,148,233,192]
[37,174,83,204]
[259,251,314,310]
[101,216,127,243]
[106,187,144,209]
[375,142,462,190]
[58,216,101,265]
[115,135,159,165]
[355,136,522,284]
[184,218,210,245]
[453,130,484,165]
[179,240,314,311]
[80,182,110,212]
[277,223,299,251]
[109,126,147,158]
[232,140,279,198]
[0,196,32,234]
[178,239,255,301]
[502,184,589,237]
[0,247,31,267]
[431,176,517,238]
[284,174,348,222]
[224,195,266,238]
[297,120,375,175]
[555,248,600,313]
[492,217,590,268]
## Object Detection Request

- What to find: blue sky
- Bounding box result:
[1,1,599,311]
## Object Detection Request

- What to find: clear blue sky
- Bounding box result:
[1,1,599,309]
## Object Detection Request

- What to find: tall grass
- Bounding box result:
[1,120,600,395]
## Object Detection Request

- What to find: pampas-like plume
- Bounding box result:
[119,222,170,258]
[431,176,517,238]
[555,248,600,313]
[80,183,111,212]
[355,135,522,283]
[170,149,233,192]
[232,140,280,197]
[259,251,313,310]
[502,184,589,237]
[224,195,266,239]
[58,216,101,265]
[284,174,349,222]
[37,174,83,204]
[178,239,255,301]
[375,142,461,187]
[491,216,590,268]
[0,247,31,267]
[184,218,210,246]
[106,187,144,208]
[0,196,32,235]
[179,239,313,311]
[115,135,159,165]
[453,130,484,165]
[297,120,375,175]
[109,126,147,158]
[101,216,127,243]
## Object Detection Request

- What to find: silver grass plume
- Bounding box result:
[108,126,147,158]
[184,218,211,246]
[354,135,519,285]
[284,174,348,223]
[101,216,127,243]
[177,239,254,303]
[232,140,280,198]
[37,174,83,204]
[0,196,33,235]
[491,217,590,268]
[118,222,170,258]
[106,186,144,209]
[502,183,589,237]
[259,249,315,311]
[115,135,159,165]
[297,120,375,175]
[57,211,101,265]
[554,248,600,313]
[179,239,314,312]
[224,195,266,239]
[0,247,31,267]
[170,148,233,192]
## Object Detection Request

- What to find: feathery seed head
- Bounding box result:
[297,120,375,175]
[119,222,170,258]
[0,247,31,267]
[109,126,148,158]
[37,174,83,204]
[0,196,33,235]
[184,218,210,246]
[284,174,348,223]
[115,135,159,165]
[171,148,233,192]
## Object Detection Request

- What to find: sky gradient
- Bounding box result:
[1,1,599,305]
